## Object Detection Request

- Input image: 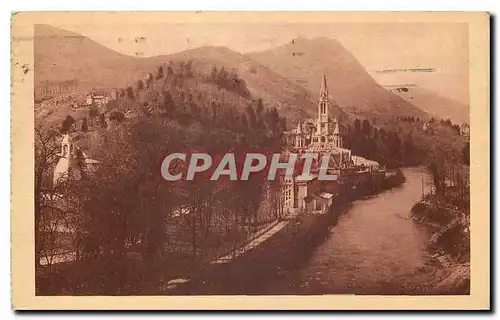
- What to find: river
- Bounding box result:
[259,167,440,295]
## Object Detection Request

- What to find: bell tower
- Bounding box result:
[295,121,304,148]
[53,134,72,186]
[317,74,330,134]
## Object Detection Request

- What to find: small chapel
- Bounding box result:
[53,134,99,187]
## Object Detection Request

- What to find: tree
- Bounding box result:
[354,119,361,133]
[99,113,106,128]
[279,117,287,132]
[161,90,175,115]
[34,127,61,268]
[267,107,280,135]
[167,63,174,76]
[255,99,264,117]
[362,119,371,136]
[210,102,218,126]
[239,114,249,133]
[109,111,125,122]
[428,160,446,199]
[126,86,135,99]
[75,118,188,292]
[156,65,164,80]
[179,61,186,76]
[217,67,229,86]
[246,105,257,132]
[89,105,99,118]
[189,101,200,119]
[462,142,470,165]
[145,73,153,88]
[60,115,75,133]
[81,118,88,133]
[210,65,218,83]
[137,79,145,91]
[185,60,194,77]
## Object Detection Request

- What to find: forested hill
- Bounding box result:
[102,59,286,151]
[35,57,288,295]
[344,116,468,169]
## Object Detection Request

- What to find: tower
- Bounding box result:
[333,120,342,148]
[53,134,72,186]
[295,120,304,148]
[53,134,87,186]
[317,74,330,135]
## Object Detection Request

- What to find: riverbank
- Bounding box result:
[411,200,470,294]
[166,169,407,294]
[245,167,471,295]
[165,207,341,295]
[37,167,412,295]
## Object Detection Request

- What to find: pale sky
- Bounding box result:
[58,22,469,104]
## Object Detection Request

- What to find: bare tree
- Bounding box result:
[35,127,60,268]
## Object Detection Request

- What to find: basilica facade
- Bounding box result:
[282,75,383,213]
[286,74,352,167]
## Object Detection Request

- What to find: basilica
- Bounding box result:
[286,74,352,167]
[282,74,381,213]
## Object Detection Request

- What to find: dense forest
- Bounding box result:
[344,118,424,168]
[344,115,469,169]
[35,60,286,295]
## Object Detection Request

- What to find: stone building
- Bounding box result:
[53,134,99,187]
[85,94,108,106]
[286,74,352,165]
[281,74,380,214]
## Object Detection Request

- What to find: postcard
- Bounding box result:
[11,11,490,310]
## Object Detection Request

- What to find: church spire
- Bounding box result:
[320,74,328,99]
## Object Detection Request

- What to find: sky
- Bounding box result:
[58,22,469,105]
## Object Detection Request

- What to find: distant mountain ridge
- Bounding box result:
[34,24,468,171]
[385,85,469,124]
[248,37,430,122]
[34,25,317,123]
[35,25,439,125]
[34,24,165,89]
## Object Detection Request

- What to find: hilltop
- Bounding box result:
[248,37,429,122]
[34,24,164,90]
[34,25,316,124]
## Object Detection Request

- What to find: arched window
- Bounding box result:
[320,102,326,114]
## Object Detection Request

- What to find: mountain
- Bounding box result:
[385,85,469,125]
[248,37,429,122]
[34,24,164,90]
[34,25,317,123]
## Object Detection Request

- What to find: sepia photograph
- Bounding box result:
[11,11,490,310]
